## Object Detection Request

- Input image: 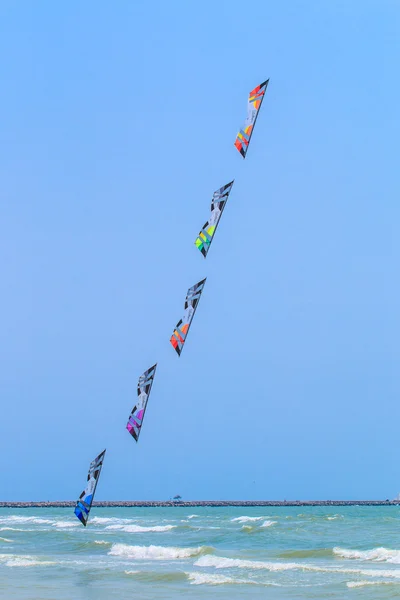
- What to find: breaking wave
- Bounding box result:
[241,520,276,533]
[195,555,301,572]
[124,570,187,582]
[231,516,265,523]
[91,517,132,525]
[186,572,261,586]
[261,520,277,528]
[106,524,176,533]
[194,555,400,579]
[334,547,400,563]
[347,580,398,588]
[52,521,80,529]
[0,537,12,543]
[0,516,53,525]
[109,544,213,560]
[94,540,111,546]
[0,554,55,568]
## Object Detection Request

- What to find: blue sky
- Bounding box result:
[0,0,399,501]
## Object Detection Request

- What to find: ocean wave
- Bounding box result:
[0,538,13,543]
[91,517,132,525]
[105,524,176,533]
[124,570,187,582]
[0,516,53,525]
[0,554,55,568]
[124,570,140,575]
[5,558,55,568]
[0,527,25,532]
[261,520,277,528]
[278,548,333,559]
[334,547,400,564]
[94,540,111,546]
[109,544,213,560]
[347,580,398,588]
[231,516,265,523]
[52,521,80,529]
[241,520,276,533]
[186,572,260,586]
[195,555,298,572]
[188,515,199,519]
[194,555,400,579]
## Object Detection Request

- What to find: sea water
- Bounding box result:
[1,505,400,599]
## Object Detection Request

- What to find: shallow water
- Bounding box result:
[1,506,400,599]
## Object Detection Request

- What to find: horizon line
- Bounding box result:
[1,499,399,508]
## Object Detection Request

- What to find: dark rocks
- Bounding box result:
[0,500,400,508]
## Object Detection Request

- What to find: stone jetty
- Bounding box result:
[0,500,399,508]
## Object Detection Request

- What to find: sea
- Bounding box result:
[1,505,400,599]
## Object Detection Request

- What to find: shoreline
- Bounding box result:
[0,500,399,508]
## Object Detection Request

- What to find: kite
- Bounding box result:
[74,449,106,526]
[195,181,234,258]
[170,278,206,356]
[234,79,269,158]
[126,364,157,442]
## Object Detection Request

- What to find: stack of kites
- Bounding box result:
[74,79,270,525]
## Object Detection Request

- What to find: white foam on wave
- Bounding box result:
[0,554,55,568]
[194,555,400,579]
[94,540,111,546]
[186,572,259,586]
[91,517,132,525]
[0,537,12,543]
[188,515,198,519]
[195,555,298,572]
[0,516,53,525]
[124,570,140,575]
[6,558,55,567]
[347,580,397,588]
[231,516,265,523]
[109,544,211,560]
[261,520,277,528]
[106,524,176,533]
[52,521,80,529]
[334,547,400,564]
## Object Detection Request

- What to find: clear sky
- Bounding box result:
[0,0,399,501]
